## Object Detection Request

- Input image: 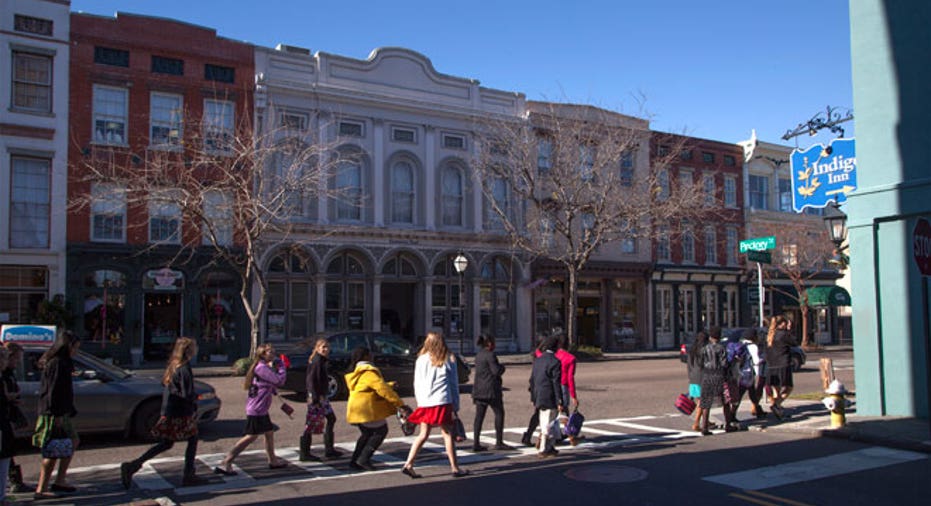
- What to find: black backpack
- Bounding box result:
[702,342,726,371]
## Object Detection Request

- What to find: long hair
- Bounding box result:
[767,315,786,347]
[163,337,196,386]
[244,343,273,390]
[419,330,451,367]
[689,331,708,362]
[39,329,78,369]
[308,337,328,364]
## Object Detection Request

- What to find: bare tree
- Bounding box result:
[473,101,711,348]
[757,220,836,348]
[71,110,347,357]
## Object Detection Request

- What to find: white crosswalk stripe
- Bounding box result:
[50,415,756,493]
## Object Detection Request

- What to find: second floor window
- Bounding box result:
[203,99,234,152]
[620,150,634,186]
[9,156,50,248]
[703,174,715,205]
[537,139,553,174]
[485,177,508,230]
[726,227,738,265]
[658,170,670,201]
[335,159,362,221]
[578,145,595,182]
[704,226,717,264]
[93,85,128,144]
[149,191,181,244]
[724,176,737,207]
[657,225,670,261]
[12,51,52,113]
[749,174,769,210]
[91,183,125,242]
[150,93,183,147]
[442,166,464,227]
[203,190,232,246]
[391,161,414,224]
[682,227,695,263]
[779,178,792,212]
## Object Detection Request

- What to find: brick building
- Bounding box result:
[67,12,253,363]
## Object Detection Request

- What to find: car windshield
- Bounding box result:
[372,334,412,357]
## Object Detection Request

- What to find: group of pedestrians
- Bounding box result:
[685,316,798,435]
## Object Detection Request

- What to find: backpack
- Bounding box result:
[702,342,727,371]
[726,341,754,387]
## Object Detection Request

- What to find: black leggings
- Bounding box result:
[351,424,388,463]
[132,436,198,476]
[473,398,505,444]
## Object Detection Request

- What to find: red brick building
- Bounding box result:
[67,12,253,363]
[649,133,746,348]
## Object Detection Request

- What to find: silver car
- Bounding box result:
[13,346,221,441]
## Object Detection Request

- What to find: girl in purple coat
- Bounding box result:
[214,344,288,475]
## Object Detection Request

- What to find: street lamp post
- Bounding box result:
[453,253,469,355]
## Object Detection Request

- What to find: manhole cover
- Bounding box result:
[564,465,648,483]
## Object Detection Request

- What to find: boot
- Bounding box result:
[324,431,343,459]
[182,473,209,487]
[520,432,533,447]
[120,461,140,490]
[299,433,317,462]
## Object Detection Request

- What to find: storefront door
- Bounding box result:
[143,292,181,360]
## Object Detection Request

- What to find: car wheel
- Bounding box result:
[327,373,347,401]
[132,399,162,441]
[791,355,803,372]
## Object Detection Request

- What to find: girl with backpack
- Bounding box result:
[471,334,512,451]
[740,328,766,419]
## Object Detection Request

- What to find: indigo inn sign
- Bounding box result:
[790,138,857,212]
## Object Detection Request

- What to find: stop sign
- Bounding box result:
[915,217,931,276]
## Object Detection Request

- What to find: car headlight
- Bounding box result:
[197,392,216,401]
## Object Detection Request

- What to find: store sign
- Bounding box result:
[143,268,184,290]
[739,236,776,253]
[791,138,857,211]
[914,217,931,277]
[1,324,56,344]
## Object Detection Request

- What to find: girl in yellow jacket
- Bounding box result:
[345,346,404,471]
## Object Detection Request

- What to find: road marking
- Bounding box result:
[729,492,781,506]
[704,447,928,490]
[743,490,814,506]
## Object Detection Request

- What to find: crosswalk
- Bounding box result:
[64,414,701,495]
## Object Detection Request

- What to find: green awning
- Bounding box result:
[806,286,852,306]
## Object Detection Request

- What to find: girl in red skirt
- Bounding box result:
[401,331,469,478]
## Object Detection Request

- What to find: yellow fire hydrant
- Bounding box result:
[822,379,850,428]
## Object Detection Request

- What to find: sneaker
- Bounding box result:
[471,444,488,452]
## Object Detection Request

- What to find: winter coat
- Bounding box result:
[471,348,505,401]
[246,361,286,416]
[529,350,563,410]
[37,354,76,417]
[161,362,196,418]
[412,353,460,410]
[345,362,403,424]
[306,354,330,404]
[765,330,796,369]
[555,349,577,399]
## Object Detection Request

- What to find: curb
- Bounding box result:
[818,426,931,454]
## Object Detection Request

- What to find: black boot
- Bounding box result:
[521,432,534,447]
[299,433,318,462]
[120,461,140,490]
[324,431,342,459]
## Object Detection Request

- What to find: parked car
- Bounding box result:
[678,327,807,372]
[283,332,471,400]
[13,345,221,441]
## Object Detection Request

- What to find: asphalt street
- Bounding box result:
[9,352,929,505]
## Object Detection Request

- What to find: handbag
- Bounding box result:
[9,405,28,430]
[454,417,467,442]
[675,393,696,415]
[305,403,327,434]
[565,409,585,437]
[396,405,415,436]
[280,402,295,418]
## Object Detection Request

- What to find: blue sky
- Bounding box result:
[70,0,853,147]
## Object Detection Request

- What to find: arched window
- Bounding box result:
[382,253,418,277]
[479,256,514,338]
[441,165,463,226]
[391,160,414,224]
[335,157,362,221]
[271,139,311,219]
[325,252,367,331]
[266,250,314,341]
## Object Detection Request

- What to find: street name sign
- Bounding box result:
[790,137,857,211]
[747,250,772,264]
[739,236,776,253]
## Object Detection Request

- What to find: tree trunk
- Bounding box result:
[566,266,578,349]
[800,303,811,349]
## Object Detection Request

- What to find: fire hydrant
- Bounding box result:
[822,379,850,428]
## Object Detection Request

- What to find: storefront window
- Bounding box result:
[266,250,313,341]
[324,252,367,331]
[82,269,126,345]
[480,256,513,338]
[535,280,564,340]
[611,280,639,348]
[0,266,48,324]
[200,271,237,346]
[701,287,718,329]
[721,287,738,328]
[432,256,464,339]
[678,285,696,337]
[656,286,673,333]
